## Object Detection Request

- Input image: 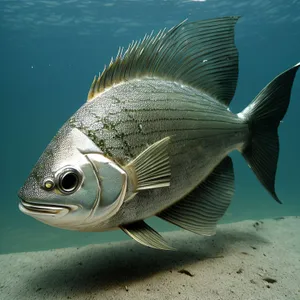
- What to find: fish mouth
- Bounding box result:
[19,200,71,217]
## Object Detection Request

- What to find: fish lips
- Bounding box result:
[18,199,72,218]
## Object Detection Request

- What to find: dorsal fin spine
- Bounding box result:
[86,16,240,105]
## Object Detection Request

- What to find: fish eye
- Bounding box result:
[57,168,82,194]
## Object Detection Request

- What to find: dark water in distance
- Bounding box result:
[1,0,300,254]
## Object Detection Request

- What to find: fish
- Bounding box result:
[18,16,299,251]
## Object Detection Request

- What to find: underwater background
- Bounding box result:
[1,0,299,254]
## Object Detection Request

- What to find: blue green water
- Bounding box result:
[1,0,299,254]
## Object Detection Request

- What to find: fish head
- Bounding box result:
[18,126,127,231]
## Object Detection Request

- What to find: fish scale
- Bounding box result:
[67,79,248,230]
[79,79,246,148]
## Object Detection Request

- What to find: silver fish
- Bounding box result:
[18,16,299,250]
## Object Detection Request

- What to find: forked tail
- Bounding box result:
[239,63,300,203]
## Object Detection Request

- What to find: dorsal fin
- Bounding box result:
[87,16,240,106]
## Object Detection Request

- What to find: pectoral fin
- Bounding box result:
[158,156,235,236]
[124,137,171,193]
[120,220,175,250]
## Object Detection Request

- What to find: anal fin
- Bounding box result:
[120,220,175,251]
[158,156,235,236]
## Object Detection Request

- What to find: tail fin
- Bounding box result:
[240,63,299,203]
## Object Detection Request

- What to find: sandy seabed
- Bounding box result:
[0,217,299,300]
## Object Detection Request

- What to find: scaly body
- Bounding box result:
[68,78,248,230]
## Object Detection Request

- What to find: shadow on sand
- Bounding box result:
[26,225,268,297]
